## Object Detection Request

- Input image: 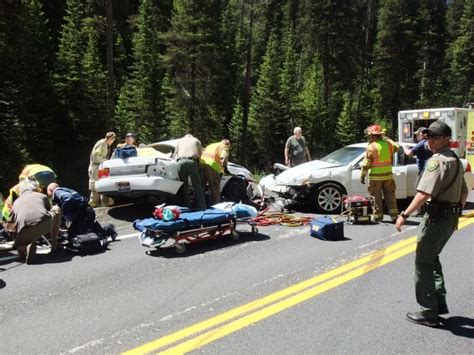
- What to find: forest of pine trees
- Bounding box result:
[1,0,473,194]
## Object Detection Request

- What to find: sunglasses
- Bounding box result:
[426,133,445,140]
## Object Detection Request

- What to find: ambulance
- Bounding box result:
[398,107,471,158]
[398,107,474,192]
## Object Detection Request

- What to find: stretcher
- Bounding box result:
[134,207,247,254]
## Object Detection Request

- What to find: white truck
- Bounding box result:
[398,107,471,158]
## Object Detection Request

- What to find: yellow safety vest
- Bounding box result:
[366,140,394,180]
[1,164,56,221]
[200,142,227,174]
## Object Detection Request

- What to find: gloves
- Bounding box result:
[360,176,365,184]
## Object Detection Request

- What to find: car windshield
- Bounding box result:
[321,146,366,165]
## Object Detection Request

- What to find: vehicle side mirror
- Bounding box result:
[353,162,361,170]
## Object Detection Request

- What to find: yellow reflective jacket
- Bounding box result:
[200,142,229,174]
[361,139,398,181]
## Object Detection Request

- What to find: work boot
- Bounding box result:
[406,311,439,327]
[438,304,449,315]
[25,243,37,264]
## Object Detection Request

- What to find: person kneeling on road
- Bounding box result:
[11,180,61,264]
[47,183,117,241]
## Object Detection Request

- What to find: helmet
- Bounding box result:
[366,124,383,135]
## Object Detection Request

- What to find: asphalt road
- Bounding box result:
[0,203,473,354]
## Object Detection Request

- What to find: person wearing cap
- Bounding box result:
[395,120,468,327]
[284,127,311,167]
[116,132,137,149]
[360,124,400,222]
[88,131,116,208]
[200,139,231,205]
[174,134,207,210]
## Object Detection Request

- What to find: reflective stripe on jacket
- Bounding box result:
[364,139,394,181]
[200,142,228,174]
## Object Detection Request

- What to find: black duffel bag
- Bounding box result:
[66,232,108,254]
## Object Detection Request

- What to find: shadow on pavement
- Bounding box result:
[107,203,155,222]
[0,279,5,289]
[439,316,474,338]
[31,249,76,265]
[144,231,270,259]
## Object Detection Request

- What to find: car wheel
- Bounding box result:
[311,183,344,214]
[222,176,248,203]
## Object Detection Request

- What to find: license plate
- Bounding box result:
[117,182,130,192]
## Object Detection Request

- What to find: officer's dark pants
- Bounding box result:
[415,213,457,316]
[68,206,107,237]
[177,159,207,210]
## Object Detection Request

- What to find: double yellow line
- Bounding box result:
[124,213,474,355]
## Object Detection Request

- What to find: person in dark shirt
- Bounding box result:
[47,183,116,240]
[405,127,433,183]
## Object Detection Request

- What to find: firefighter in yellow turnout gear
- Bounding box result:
[200,139,231,205]
[361,125,399,222]
[2,164,57,222]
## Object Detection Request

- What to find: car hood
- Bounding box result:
[273,160,341,186]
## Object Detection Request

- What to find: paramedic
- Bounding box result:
[395,120,468,327]
[47,183,116,239]
[360,124,399,222]
[284,127,311,167]
[404,127,433,183]
[11,180,61,264]
[174,134,207,210]
[201,139,231,205]
[88,131,116,207]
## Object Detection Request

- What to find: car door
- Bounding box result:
[392,149,408,198]
[350,159,368,195]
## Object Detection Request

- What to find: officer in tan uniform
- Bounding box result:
[395,120,468,327]
[174,134,207,210]
[88,132,116,207]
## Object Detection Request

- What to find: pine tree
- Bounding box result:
[373,0,421,131]
[335,92,356,147]
[415,0,447,106]
[449,0,474,105]
[16,0,57,163]
[297,57,330,156]
[114,0,164,143]
[161,0,232,143]
[248,33,286,169]
[0,1,28,193]
[53,0,109,191]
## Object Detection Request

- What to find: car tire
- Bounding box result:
[222,176,248,203]
[311,182,344,214]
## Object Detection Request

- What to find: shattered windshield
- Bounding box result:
[321,147,365,165]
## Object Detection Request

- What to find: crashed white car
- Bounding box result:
[260,143,474,214]
[95,139,260,204]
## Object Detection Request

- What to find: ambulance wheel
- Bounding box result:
[311,182,344,214]
[230,230,240,241]
[175,243,187,254]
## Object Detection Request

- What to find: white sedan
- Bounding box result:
[260,143,474,214]
[95,139,260,204]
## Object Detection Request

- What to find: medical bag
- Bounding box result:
[310,216,344,241]
[66,232,108,254]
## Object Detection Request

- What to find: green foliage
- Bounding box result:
[335,92,356,147]
[114,0,165,143]
[449,0,474,105]
[3,0,474,189]
[248,34,287,169]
